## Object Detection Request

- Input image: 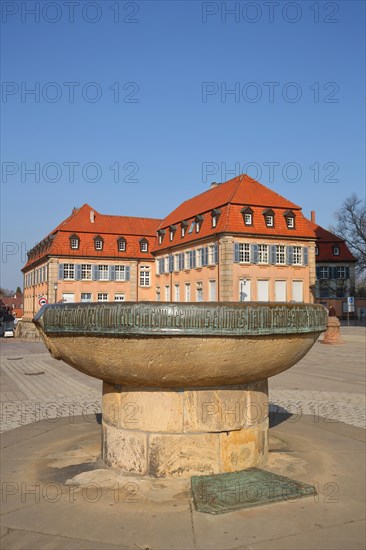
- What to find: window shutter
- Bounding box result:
[270,245,276,265]
[303,247,308,266]
[251,244,258,264]
[287,246,294,265]
[345,267,350,279]
[214,243,218,264]
[199,248,204,265]
[125,266,130,281]
[234,242,240,263]
[58,264,64,280]
[92,265,99,281]
[328,267,334,279]
[110,265,116,281]
[189,250,196,269]
[203,247,208,266]
[169,255,174,273]
[316,266,320,278]
[75,265,81,280]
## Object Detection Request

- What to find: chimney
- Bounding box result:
[311,210,316,223]
[90,210,95,223]
[210,182,219,189]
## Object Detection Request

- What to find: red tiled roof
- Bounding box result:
[159,174,300,229]
[308,221,356,262]
[54,204,161,235]
[153,175,313,251]
[23,204,162,270]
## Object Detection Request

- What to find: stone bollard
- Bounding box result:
[322,316,343,344]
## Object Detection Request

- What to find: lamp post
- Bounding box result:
[54,283,58,304]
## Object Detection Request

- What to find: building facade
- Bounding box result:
[22,175,324,318]
[309,213,357,317]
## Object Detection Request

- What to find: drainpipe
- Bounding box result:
[136,260,139,301]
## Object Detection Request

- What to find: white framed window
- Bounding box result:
[239,243,250,263]
[244,213,252,225]
[174,254,180,271]
[292,280,303,302]
[164,285,170,301]
[315,246,319,255]
[333,246,340,256]
[170,230,174,241]
[209,280,216,301]
[71,237,79,249]
[286,217,295,229]
[174,284,180,301]
[274,281,287,302]
[185,252,190,270]
[181,226,186,237]
[140,241,148,252]
[98,265,109,280]
[158,234,163,245]
[212,215,217,228]
[164,256,170,272]
[81,292,92,302]
[239,279,251,301]
[257,280,269,302]
[140,267,150,287]
[115,266,126,281]
[114,293,125,301]
[62,293,75,303]
[266,215,274,227]
[95,239,103,250]
[118,239,126,251]
[185,283,191,302]
[258,244,268,264]
[63,264,75,280]
[196,222,200,233]
[196,281,203,302]
[336,267,346,279]
[156,287,161,301]
[319,267,329,279]
[97,293,108,302]
[196,249,202,268]
[81,264,92,280]
[293,246,302,265]
[276,245,285,265]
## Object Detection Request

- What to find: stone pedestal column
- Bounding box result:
[322,316,343,344]
[102,380,268,478]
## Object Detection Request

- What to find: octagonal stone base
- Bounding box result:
[102,380,269,478]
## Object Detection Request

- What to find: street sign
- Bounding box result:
[347,297,355,313]
[38,297,48,306]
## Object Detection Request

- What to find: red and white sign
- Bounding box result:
[38,297,48,306]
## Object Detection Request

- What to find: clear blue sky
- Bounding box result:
[1,0,365,290]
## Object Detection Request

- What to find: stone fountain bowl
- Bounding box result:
[33,302,327,388]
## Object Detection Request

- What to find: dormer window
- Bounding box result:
[263,209,275,227]
[315,246,319,255]
[284,210,296,229]
[157,229,166,245]
[169,225,177,242]
[195,215,204,233]
[70,234,79,250]
[117,237,126,252]
[140,238,148,253]
[181,221,188,237]
[94,236,103,250]
[241,207,253,226]
[333,245,340,256]
[211,208,221,228]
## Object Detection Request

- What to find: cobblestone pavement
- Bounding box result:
[1,330,365,432]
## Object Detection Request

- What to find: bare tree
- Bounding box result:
[332,194,366,273]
